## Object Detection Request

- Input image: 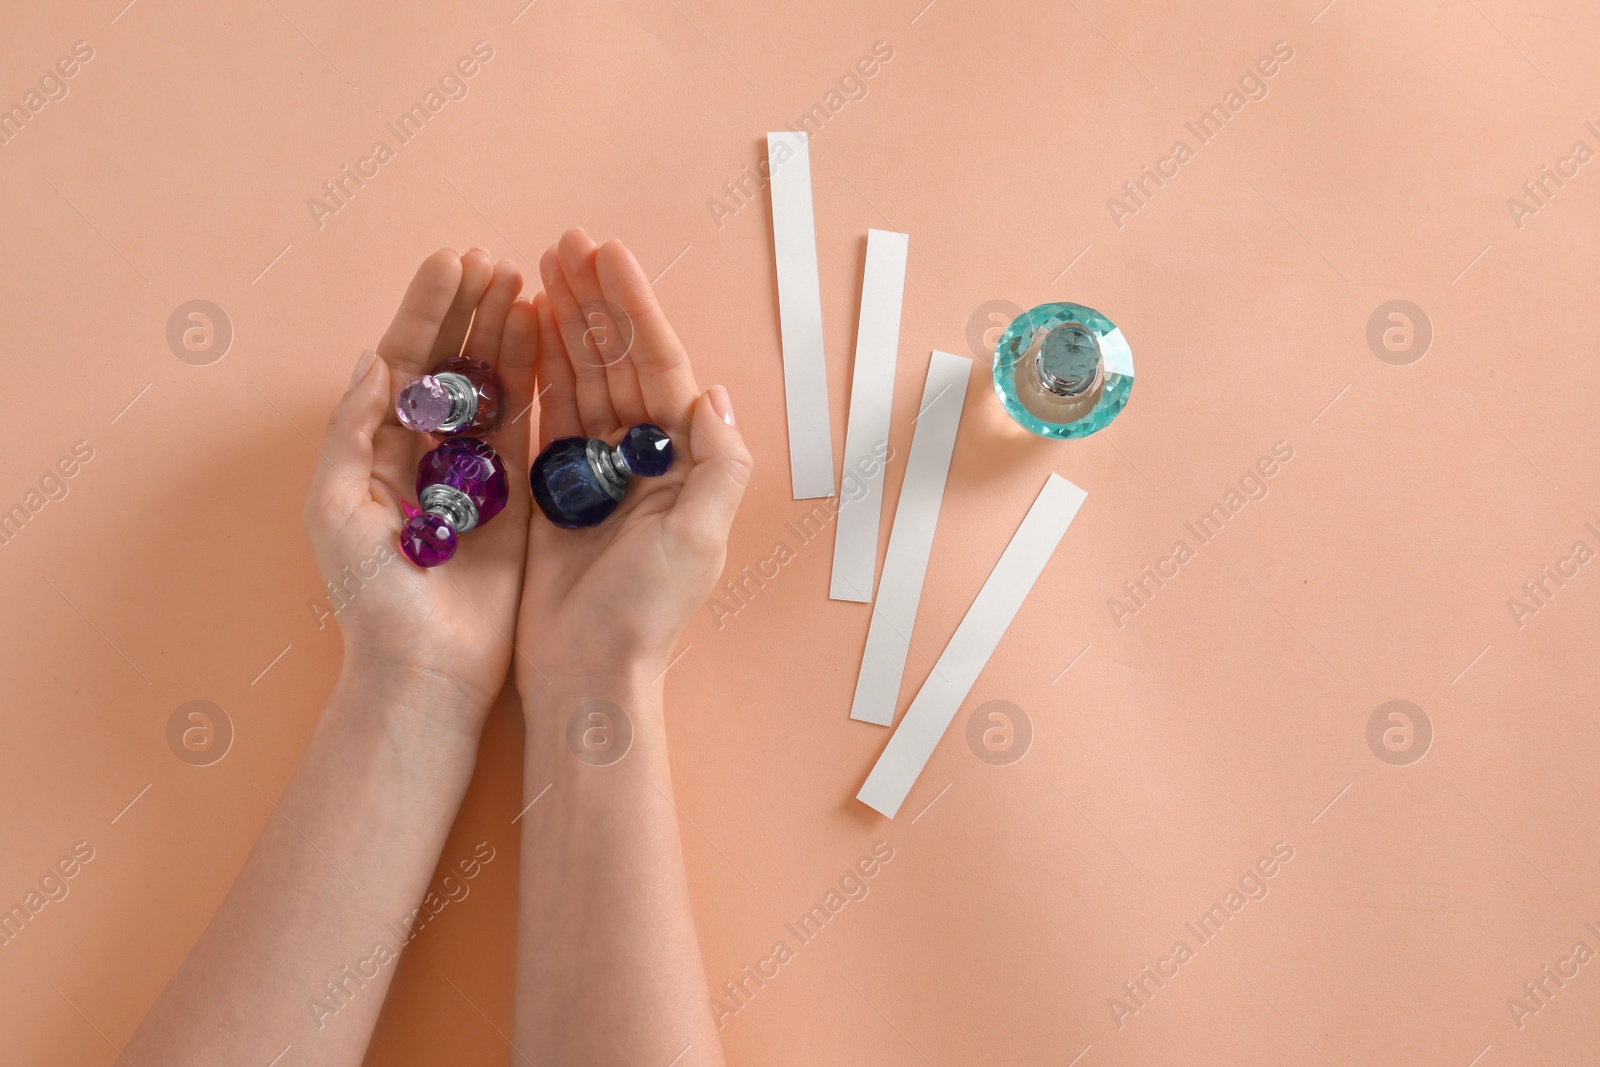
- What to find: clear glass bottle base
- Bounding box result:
[991,302,1133,439]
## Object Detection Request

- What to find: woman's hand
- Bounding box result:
[516,228,752,696]
[512,229,743,1067]
[305,248,539,723]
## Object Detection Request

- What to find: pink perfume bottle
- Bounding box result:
[395,355,505,437]
[399,438,509,567]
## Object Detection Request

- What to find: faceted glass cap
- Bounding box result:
[618,424,673,477]
[396,375,452,433]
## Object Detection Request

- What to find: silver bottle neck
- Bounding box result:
[585,438,631,501]
[434,372,479,433]
[420,483,480,533]
[1029,322,1104,398]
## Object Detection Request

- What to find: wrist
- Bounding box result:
[522,662,659,707]
[333,656,494,746]
[519,658,662,730]
[518,661,674,786]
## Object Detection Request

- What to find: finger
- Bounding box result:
[429,247,495,364]
[376,249,462,381]
[497,297,538,469]
[369,421,419,507]
[664,386,752,553]
[307,348,392,522]
[595,239,699,431]
[557,229,648,426]
[534,290,583,447]
[463,259,525,364]
[541,240,618,436]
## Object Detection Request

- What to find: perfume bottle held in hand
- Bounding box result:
[395,355,506,438]
[530,424,674,529]
[399,438,510,567]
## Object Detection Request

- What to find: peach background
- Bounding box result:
[3,0,1598,1063]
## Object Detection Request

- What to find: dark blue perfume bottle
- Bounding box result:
[531,424,674,528]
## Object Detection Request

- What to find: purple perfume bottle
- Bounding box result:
[531,424,673,528]
[395,355,505,438]
[399,438,509,567]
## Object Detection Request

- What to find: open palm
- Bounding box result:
[515,230,751,695]
[306,248,537,715]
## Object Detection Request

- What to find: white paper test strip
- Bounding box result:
[766,131,835,499]
[829,229,909,603]
[856,473,1088,817]
[848,350,972,725]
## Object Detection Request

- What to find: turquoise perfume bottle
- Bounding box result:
[991,302,1133,438]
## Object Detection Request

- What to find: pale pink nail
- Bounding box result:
[709,385,734,426]
[349,348,377,387]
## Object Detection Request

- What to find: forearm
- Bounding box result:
[125,665,485,1067]
[514,666,725,1067]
